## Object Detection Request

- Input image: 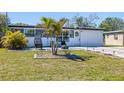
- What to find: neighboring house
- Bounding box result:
[9,25,104,47]
[104,30,124,46]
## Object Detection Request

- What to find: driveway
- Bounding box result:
[69,47,124,58]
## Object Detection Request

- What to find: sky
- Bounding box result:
[7,12,124,26]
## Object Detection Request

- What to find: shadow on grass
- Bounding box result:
[56,54,94,62]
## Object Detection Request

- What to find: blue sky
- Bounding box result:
[7,12,124,25]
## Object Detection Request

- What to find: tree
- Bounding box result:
[12,22,29,26]
[41,17,67,55]
[0,13,10,47]
[1,31,28,49]
[68,13,99,28]
[41,17,55,54]
[99,17,124,31]
[51,18,67,54]
[36,23,45,28]
[0,13,9,33]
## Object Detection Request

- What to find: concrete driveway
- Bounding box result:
[69,47,124,58]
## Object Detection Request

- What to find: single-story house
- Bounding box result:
[104,30,124,46]
[8,25,104,47]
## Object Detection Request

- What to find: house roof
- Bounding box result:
[104,30,124,34]
[8,25,104,31]
[8,25,37,28]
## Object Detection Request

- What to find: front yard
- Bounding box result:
[0,48,124,80]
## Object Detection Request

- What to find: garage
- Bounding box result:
[80,30,104,47]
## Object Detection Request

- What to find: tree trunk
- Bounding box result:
[51,39,56,55]
[50,36,54,55]
[54,38,59,55]
[51,41,58,55]
[50,37,59,55]
[51,40,54,55]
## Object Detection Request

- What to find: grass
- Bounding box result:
[0,48,124,80]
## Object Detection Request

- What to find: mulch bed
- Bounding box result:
[34,53,65,59]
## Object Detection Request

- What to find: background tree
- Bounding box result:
[36,23,45,28]
[99,17,124,31]
[12,22,29,26]
[0,13,10,47]
[0,13,9,33]
[68,13,99,28]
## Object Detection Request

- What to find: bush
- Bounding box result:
[1,31,28,49]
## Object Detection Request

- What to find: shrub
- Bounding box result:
[1,31,28,49]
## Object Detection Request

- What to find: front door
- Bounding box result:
[74,30,80,46]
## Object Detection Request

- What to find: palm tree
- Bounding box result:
[41,17,67,55]
[41,17,55,54]
[52,18,67,54]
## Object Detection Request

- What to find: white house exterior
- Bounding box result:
[9,25,104,47]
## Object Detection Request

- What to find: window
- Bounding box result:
[75,32,79,37]
[35,29,42,36]
[25,29,34,37]
[62,32,69,42]
[57,37,62,42]
[114,34,118,40]
[11,28,24,33]
[70,30,74,38]
[19,29,24,33]
[63,37,69,42]
[42,32,49,37]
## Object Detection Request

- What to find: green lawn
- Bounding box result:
[0,48,124,80]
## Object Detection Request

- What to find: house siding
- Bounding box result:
[26,30,103,47]
[105,33,124,46]
[9,26,104,47]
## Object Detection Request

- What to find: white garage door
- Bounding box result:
[80,31,103,47]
